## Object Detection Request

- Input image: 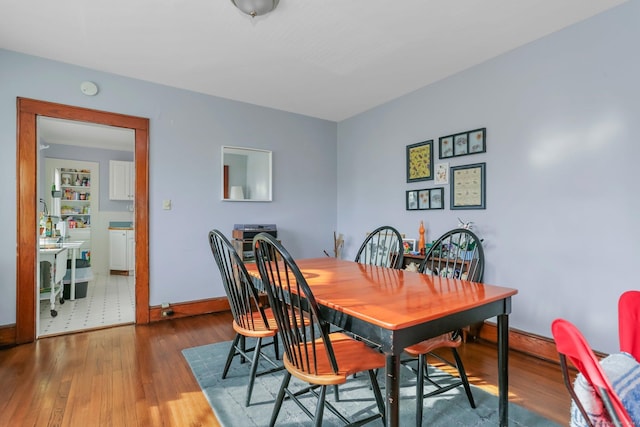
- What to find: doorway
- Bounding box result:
[39,152,135,337]
[16,98,150,344]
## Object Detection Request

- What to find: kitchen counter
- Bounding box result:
[109,221,134,230]
[39,246,66,255]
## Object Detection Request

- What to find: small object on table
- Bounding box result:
[418,221,426,255]
[405,262,419,272]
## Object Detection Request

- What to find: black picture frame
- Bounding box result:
[412,187,445,210]
[439,128,486,159]
[429,187,444,209]
[406,190,418,210]
[406,140,434,182]
[450,163,486,210]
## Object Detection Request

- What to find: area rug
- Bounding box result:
[183,340,562,426]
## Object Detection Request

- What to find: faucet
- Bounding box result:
[39,198,49,216]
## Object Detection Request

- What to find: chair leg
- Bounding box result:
[272,334,280,360]
[239,335,247,364]
[222,334,241,379]
[245,337,263,406]
[451,348,476,408]
[416,354,425,427]
[314,385,328,427]
[333,385,340,402]
[368,369,386,424]
[269,371,291,427]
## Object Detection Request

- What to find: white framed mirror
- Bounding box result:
[222,146,272,202]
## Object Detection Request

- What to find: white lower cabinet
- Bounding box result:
[109,229,134,272]
[127,230,135,273]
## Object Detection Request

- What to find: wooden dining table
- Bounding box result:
[246,257,517,427]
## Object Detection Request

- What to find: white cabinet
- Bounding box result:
[109,160,134,201]
[127,230,135,273]
[109,229,134,272]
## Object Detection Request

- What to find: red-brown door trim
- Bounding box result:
[16,98,150,344]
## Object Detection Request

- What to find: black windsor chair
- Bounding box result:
[253,232,386,427]
[208,229,282,406]
[404,227,485,426]
[354,225,404,269]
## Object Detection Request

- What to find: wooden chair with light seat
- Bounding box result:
[253,233,386,427]
[354,225,404,269]
[208,229,282,407]
[403,227,485,426]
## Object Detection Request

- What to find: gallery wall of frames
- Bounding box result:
[406,128,486,211]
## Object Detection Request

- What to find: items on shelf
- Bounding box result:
[57,167,92,228]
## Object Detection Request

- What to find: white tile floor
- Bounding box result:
[38,273,135,337]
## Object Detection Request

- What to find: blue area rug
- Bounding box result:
[183,340,562,426]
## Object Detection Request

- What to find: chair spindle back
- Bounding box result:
[208,229,269,331]
[354,225,404,269]
[253,233,339,376]
[419,228,484,282]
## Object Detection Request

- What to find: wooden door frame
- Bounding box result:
[16,98,150,344]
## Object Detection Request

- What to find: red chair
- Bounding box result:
[551,318,634,427]
[619,291,640,362]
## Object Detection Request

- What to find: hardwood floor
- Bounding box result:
[0,313,571,426]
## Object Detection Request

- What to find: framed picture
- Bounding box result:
[439,127,486,159]
[418,189,430,209]
[468,128,486,154]
[429,187,444,209]
[412,187,445,210]
[434,162,449,185]
[450,163,486,210]
[406,140,434,182]
[406,190,418,210]
[439,136,453,159]
[453,133,468,156]
[402,239,416,254]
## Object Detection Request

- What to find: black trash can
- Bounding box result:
[63,259,92,299]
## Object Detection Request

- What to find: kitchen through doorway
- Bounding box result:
[37,117,136,337]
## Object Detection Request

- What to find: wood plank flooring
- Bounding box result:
[0,313,571,426]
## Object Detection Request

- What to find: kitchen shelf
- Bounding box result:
[58,169,92,228]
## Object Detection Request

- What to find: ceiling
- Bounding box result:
[2,0,626,124]
[38,117,135,152]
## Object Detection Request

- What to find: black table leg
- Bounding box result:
[385,354,400,427]
[498,313,509,426]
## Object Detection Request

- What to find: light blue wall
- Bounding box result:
[337,1,639,353]
[0,49,337,324]
[3,2,638,353]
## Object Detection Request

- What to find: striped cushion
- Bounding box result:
[571,352,640,426]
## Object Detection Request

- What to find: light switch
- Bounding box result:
[162,199,172,210]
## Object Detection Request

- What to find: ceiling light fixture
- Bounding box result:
[230,0,279,18]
